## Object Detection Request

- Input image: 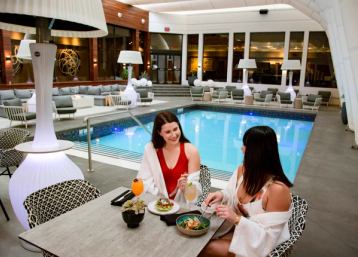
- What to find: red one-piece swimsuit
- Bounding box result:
[157,143,189,199]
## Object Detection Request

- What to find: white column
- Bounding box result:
[281,31,290,89]
[181,34,188,85]
[244,32,250,59]
[300,31,309,93]
[198,33,204,81]
[227,32,234,84]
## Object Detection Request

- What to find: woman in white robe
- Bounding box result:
[137,111,201,204]
[199,126,293,257]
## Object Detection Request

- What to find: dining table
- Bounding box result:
[19,187,225,257]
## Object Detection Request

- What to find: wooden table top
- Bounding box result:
[19,187,224,257]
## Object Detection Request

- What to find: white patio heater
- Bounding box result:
[118,50,143,107]
[0,0,107,230]
[281,59,301,101]
[237,59,257,96]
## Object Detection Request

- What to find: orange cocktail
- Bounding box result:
[131,178,144,197]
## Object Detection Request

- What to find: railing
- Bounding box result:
[83,110,151,172]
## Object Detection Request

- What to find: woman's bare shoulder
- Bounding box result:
[265,182,291,212]
[184,142,199,156]
[237,165,244,176]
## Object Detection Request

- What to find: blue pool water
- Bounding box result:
[92,109,313,182]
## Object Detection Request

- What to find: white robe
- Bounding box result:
[221,169,292,257]
[137,143,202,205]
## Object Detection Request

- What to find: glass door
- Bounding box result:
[151,53,181,84]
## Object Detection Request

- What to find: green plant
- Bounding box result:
[120,68,128,80]
[122,199,146,214]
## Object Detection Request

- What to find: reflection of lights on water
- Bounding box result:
[240,119,247,124]
[195,124,200,133]
[277,134,281,143]
[125,129,135,136]
[96,138,100,143]
[249,112,253,116]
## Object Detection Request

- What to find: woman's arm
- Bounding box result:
[264,182,291,212]
[185,143,200,173]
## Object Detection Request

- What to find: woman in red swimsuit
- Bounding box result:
[153,111,200,198]
[138,111,201,200]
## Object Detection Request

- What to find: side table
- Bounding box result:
[203,92,212,102]
[294,98,303,109]
[244,95,254,105]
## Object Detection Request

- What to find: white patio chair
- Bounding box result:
[110,95,131,109]
[3,105,36,128]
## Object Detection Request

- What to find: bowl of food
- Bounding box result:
[176,214,210,237]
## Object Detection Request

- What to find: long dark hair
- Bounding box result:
[151,111,189,149]
[242,126,292,196]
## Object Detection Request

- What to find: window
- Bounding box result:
[98,24,132,80]
[232,33,245,83]
[287,32,304,86]
[249,32,285,85]
[203,33,229,81]
[187,34,199,79]
[305,32,336,88]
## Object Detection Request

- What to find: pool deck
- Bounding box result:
[0,97,358,256]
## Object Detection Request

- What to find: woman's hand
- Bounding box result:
[215,204,240,224]
[177,173,188,191]
[204,191,223,206]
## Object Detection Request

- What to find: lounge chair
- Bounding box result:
[231,89,244,103]
[212,90,228,103]
[277,92,293,108]
[267,88,279,101]
[53,95,77,120]
[225,86,237,98]
[318,90,331,106]
[302,94,322,110]
[109,95,131,109]
[2,98,36,128]
[254,91,273,106]
[136,89,154,105]
[190,87,204,101]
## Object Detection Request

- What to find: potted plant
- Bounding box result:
[121,199,146,228]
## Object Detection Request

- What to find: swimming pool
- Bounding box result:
[65,107,314,183]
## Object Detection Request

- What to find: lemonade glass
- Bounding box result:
[184,182,197,210]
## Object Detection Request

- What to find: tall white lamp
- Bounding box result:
[0,0,107,230]
[117,50,143,107]
[281,59,301,101]
[238,59,257,96]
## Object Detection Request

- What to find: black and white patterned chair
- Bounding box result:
[24,179,101,257]
[0,128,30,177]
[196,164,211,206]
[269,194,308,257]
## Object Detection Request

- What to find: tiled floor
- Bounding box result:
[0,98,357,257]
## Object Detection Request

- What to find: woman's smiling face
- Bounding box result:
[159,122,181,146]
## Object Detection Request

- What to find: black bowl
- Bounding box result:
[122,210,145,228]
